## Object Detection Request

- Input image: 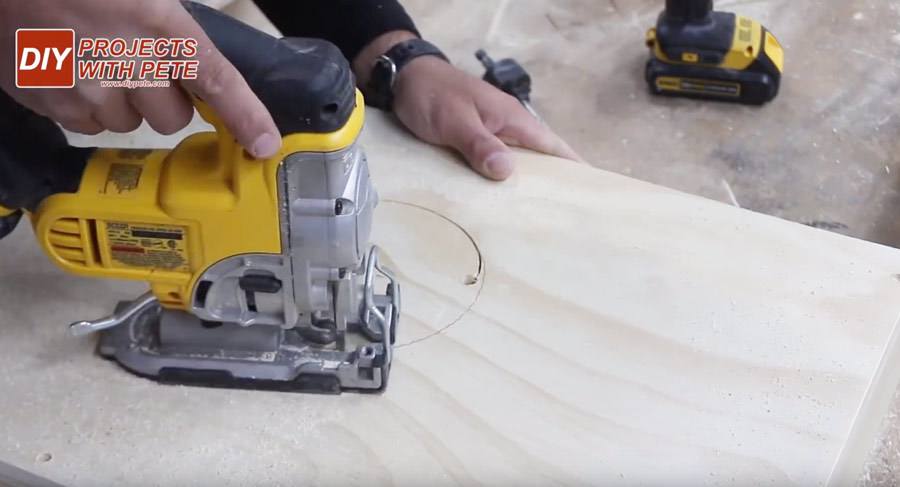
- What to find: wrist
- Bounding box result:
[352,30,418,87]
[394,55,450,91]
[360,38,449,111]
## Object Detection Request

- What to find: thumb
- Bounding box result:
[441,112,515,181]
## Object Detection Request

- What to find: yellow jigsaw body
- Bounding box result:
[31,91,366,311]
[1,5,400,394]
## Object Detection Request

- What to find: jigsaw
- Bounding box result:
[0,3,400,394]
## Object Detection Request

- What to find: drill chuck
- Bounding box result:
[664,0,713,23]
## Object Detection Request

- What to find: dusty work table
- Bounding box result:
[2,111,900,485]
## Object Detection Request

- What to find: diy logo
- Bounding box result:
[15,29,75,88]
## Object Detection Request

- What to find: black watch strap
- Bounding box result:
[366,39,449,111]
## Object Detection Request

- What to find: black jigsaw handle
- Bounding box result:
[182,1,356,135]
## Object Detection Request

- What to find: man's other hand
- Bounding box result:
[393,55,581,180]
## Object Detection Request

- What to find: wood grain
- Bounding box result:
[2,112,900,485]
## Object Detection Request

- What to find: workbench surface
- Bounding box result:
[2,112,900,485]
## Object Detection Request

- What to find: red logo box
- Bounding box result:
[15,29,75,88]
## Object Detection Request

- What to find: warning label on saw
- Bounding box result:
[106,222,189,272]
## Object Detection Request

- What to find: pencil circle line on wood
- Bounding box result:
[379,199,485,348]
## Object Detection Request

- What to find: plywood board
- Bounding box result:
[3,112,900,486]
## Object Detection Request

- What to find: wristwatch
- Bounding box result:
[366,38,449,111]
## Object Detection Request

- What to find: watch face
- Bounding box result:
[367,55,398,109]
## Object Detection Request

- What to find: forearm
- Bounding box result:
[252,0,419,71]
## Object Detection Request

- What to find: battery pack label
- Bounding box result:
[106,222,189,272]
[656,76,741,98]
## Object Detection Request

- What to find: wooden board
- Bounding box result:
[3,112,900,486]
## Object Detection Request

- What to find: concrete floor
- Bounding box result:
[61,0,900,484]
[406,0,900,248]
